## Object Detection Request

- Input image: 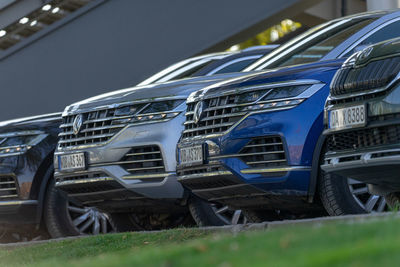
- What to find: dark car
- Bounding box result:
[0,113,116,242]
[322,37,400,207]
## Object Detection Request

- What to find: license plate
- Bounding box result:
[329,104,366,130]
[179,145,204,166]
[59,153,86,171]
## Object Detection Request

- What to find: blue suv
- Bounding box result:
[176,10,400,225]
[177,59,344,223]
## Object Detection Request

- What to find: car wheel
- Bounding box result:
[189,196,249,226]
[319,171,387,216]
[44,179,117,238]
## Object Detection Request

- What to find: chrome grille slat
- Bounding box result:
[60,123,73,128]
[244,143,283,148]
[0,194,18,199]
[0,187,16,192]
[125,151,161,156]
[0,176,18,200]
[58,125,125,137]
[0,181,15,185]
[245,159,287,165]
[58,133,115,144]
[237,136,287,168]
[183,94,247,138]
[203,104,249,112]
[83,116,125,124]
[59,107,124,148]
[183,122,235,133]
[120,145,166,176]
[236,151,285,157]
[183,112,247,125]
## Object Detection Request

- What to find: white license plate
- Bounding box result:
[329,104,366,130]
[179,145,204,166]
[59,153,86,171]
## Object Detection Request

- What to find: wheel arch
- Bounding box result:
[307,133,326,203]
[31,150,55,228]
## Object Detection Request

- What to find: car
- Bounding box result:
[176,10,400,226]
[0,46,277,241]
[52,46,280,231]
[0,113,116,242]
[137,45,278,86]
[321,37,400,208]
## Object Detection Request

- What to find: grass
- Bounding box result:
[1,216,400,267]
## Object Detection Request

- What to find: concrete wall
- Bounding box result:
[0,0,320,120]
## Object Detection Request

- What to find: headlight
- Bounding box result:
[0,131,47,156]
[112,99,184,125]
[229,83,318,113]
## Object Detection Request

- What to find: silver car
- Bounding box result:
[53,70,260,230]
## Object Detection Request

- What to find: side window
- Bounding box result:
[346,20,400,56]
[274,19,374,68]
[211,58,260,75]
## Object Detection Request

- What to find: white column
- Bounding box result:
[367,0,400,10]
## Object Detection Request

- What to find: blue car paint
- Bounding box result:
[184,59,345,200]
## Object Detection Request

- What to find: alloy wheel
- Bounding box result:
[211,204,248,225]
[348,178,387,213]
[67,202,115,235]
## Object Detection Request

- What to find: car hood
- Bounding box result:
[0,113,62,134]
[189,59,346,101]
[354,37,400,66]
[63,72,258,115]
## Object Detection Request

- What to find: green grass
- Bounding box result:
[1,216,400,267]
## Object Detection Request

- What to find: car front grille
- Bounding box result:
[238,136,287,168]
[182,95,247,139]
[0,176,18,200]
[327,124,400,152]
[330,56,400,97]
[58,108,126,148]
[119,145,166,175]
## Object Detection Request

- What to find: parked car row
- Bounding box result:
[1,10,400,242]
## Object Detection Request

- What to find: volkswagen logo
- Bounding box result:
[358,46,373,61]
[193,101,204,124]
[72,114,84,135]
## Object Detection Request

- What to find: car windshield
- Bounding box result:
[137,53,229,86]
[246,15,381,70]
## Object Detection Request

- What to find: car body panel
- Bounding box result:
[0,113,61,228]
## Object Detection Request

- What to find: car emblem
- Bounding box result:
[72,114,83,135]
[193,101,204,124]
[358,46,373,61]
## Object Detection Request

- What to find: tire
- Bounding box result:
[44,179,80,238]
[385,192,400,210]
[44,179,129,238]
[189,196,250,226]
[319,171,379,216]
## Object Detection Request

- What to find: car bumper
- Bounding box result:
[322,145,400,188]
[54,115,185,205]
[323,84,400,190]
[177,93,325,208]
[0,200,38,226]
